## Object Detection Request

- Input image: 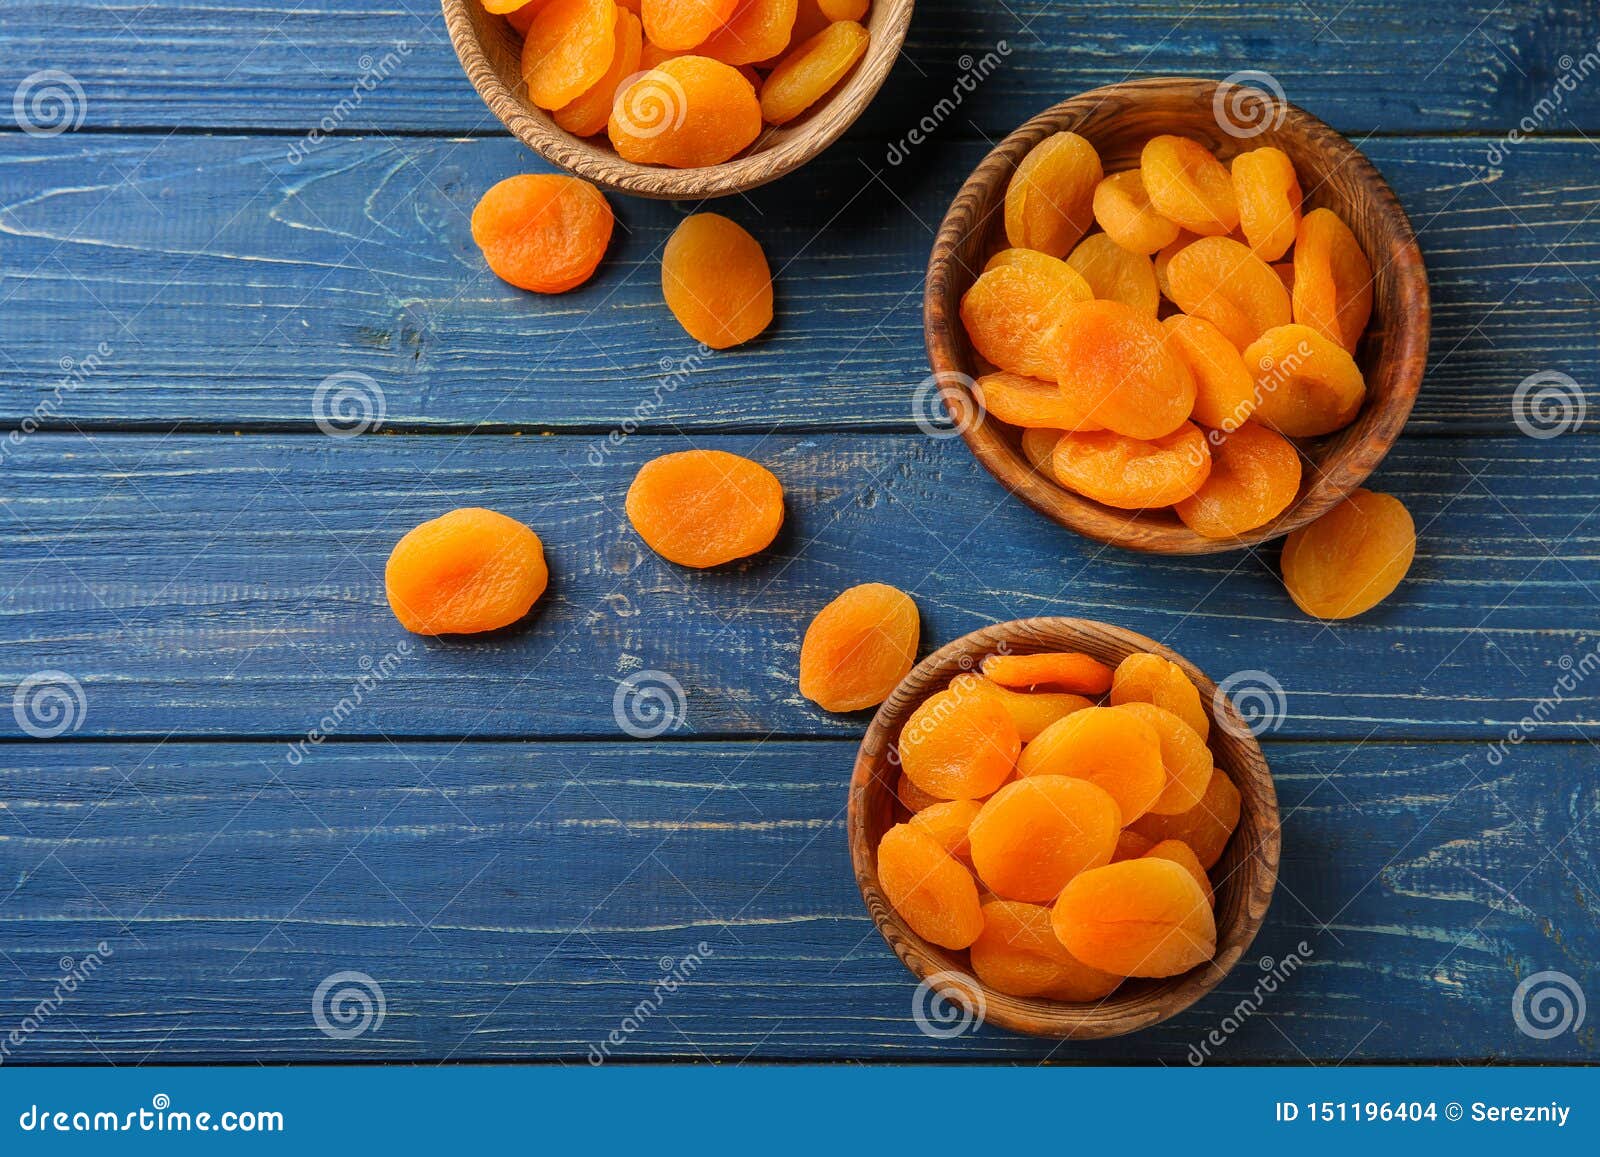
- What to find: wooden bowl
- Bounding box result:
[441,0,914,199]
[924,77,1430,554]
[848,617,1280,1039]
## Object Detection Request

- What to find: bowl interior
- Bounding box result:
[848,617,1281,1039]
[442,0,915,199]
[925,77,1430,554]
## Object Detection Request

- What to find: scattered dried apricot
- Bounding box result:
[759,19,869,124]
[660,212,773,348]
[1066,233,1160,317]
[1052,300,1196,440]
[878,822,984,949]
[1281,489,1416,619]
[1050,423,1211,509]
[553,7,643,136]
[522,0,620,109]
[471,173,614,294]
[626,448,784,567]
[969,900,1122,1000]
[1162,314,1256,432]
[799,582,919,712]
[1232,146,1301,261]
[386,508,549,635]
[968,776,1122,902]
[1245,323,1366,437]
[981,651,1113,695]
[1141,135,1239,236]
[641,0,738,50]
[1052,858,1216,977]
[1093,170,1181,255]
[1293,208,1373,352]
[1017,706,1165,822]
[899,686,1020,800]
[1109,652,1209,741]
[1005,132,1104,258]
[1128,766,1241,869]
[609,55,762,167]
[1173,421,1301,539]
[1166,236,1291,350]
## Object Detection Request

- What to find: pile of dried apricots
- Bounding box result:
[878,647,1240,995]
[492,0,874,166]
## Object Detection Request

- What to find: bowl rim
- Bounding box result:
[440,0,916,200]
[923,76,1432,555]
[847,615,1281,1040]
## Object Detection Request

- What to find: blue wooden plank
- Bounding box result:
[5,1,1598,134]
[1,133,1595,434]
[0,739,1593,1062]
[0,432,1593,741]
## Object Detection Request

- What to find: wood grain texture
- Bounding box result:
[924,78,1428,554]
[850,618,1278,1039]
[7,1,1598,134]
[1,739,1593,1062]
[0,432,1594,742]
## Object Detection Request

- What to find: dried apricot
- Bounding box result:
[1112,701,1213,816]
[970,900,1123,1001]
[1005,132,1104,258]
[1019,427,1064,473]
[799,582,919,712]
[1153,228,1201,299]
[1231,146,1301,261]
[698,0,797,64]
[1065,234,1160,317]
[960,263,1089,379]
[386,508,549,635]
[471,174,614,294]
[1281,489,1415,619]
[1113,829,1155,861]
[1050,423,1211,509]
[641,0,738,50]
[553,7,643,136]
[1245,323,1366,437]
[896,772,940,814]
[1162,314,1256,432]
[899,686,1019,800]
[1017,706,1164,822]
[759,20,869,124]
[661,213,773,348]
[981,651,1113,695]
[1051,300,1196,440]
[1293,208,1373,352]
[982,247,1095,302]
[909,799,982,863]
[1128,767,1241,869]
[1093,170,1181,255]
[1271,261,1295,293]
[1173,422,1301,539]
[1109,652,1209,741]
[1166,236,1291,350]
[504,0,555,34]
[609,56,761,167]
[1052,858,1216,977]
[815,0,866,17]
[968,776,1122,902]
[522,0,620,109]
[1141,135,1239,235]
[947,672,1091,742]
[877,822,984,949]
[626,448,784,567]
[973,372,1100,432]
[1143,839,1213,904]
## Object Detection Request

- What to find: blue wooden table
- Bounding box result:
[1,1,1597,1064]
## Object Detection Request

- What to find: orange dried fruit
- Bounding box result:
[1293,207,1374,352]
[983,247,1096,302]
[522,0,620,109]
[626,448,784,567]
[898,686,1020,800]
[972,371,1101,432]
[947,672,1092,742]
[1109,652,1209,741]
[815,0,866,17]
[660,212,773,349]
[1050,423,1211,509]
[1052,858,1216,977]
[1231,146,1302,261]
[1173,421,1301,539]
[1166,236,1291,350]
[968,775,1122,902]
[1142,839,1213,904]
[698,0,798,64]
[386,508,549,635]
[553,7,643,136]
[641,0,738,50]
[1052,300,1197,440]
[1162,314,1256,432]
[471,173,614,294]
[1019,427,1064,473]
[970,900,1123,1001]
[799,582,919,712]
[1017,706,1165,822]
[960,263,1090,379]
[759,19,869,124]
[1112,828,1156,861]
[877,822,984,949]
[1245,323,1366,437]
[609,56,761,166]
[1153,228,1202,298]
[504,0,556,33]
[1128,767,1241,869]
[1005,132,1104,258]
[1065,233,1160,317]
[1140,135,1239,236]
[1112,701,1213,816]
[896,771,941,814]
[1281,488,1416,619]
[909,799,983,864]
[980,651,1114,695]
[1093,170,1181,255]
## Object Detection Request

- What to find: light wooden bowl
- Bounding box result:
[848,617,1280,1039]
[441,0,914,199]
[925,77,1430,554]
